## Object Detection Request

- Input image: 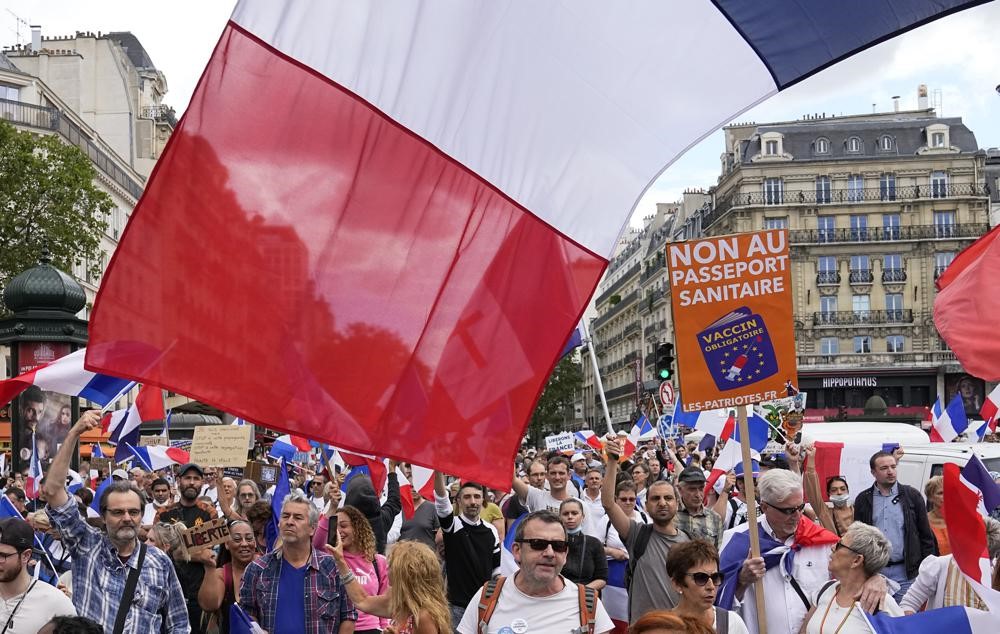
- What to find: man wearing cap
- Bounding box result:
[156,463,219,634]
[675,465,724,550]
[111,468,129,482]
[44,410,190,633]
[0,517,76,631]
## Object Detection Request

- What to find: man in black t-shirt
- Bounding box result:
[433,471,500,630]
[156,463,218,634]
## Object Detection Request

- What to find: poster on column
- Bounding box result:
[14,342,74,473]
[667,229,797,413]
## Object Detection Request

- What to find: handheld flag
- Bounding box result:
[943,462,991,585]
[125,443,190,472]
[85,1,985,488]
[108,385,165,462]
[265,459,291,551]
[0,349,133,408]
[930,395,969,443]
[25,433,42,499]
[980,383,1000,437]
[268,435,311,462]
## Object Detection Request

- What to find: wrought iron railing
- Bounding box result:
[882,268,907,282]
[816,271,841,285]
[790,223,987,244]
[812,309,913,326]
[848,270,874,283]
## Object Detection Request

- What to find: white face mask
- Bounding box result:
[830,494,850,507]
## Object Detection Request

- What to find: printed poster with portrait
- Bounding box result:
[13,342,74,474]
[945,373,985,416]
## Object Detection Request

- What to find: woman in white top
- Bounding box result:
[665,540,750,634]
[800,522,903,633]
[899,516,1000,613]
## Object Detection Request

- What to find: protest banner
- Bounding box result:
[188,425,252,467]
[544,432,574,452]
[667,229,797,413]
[222,466,245,480]
[139,435,168,447]
[180,517,231,555]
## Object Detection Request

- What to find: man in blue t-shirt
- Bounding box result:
[240,491,356,633]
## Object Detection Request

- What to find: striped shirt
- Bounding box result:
[46,496,191,633]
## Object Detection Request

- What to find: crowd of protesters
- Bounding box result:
[3,409,1000,633]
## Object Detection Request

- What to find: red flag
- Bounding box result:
[943,463,991,584]
[933,224,1000,381]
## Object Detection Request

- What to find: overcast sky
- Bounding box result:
[4,0,998,226]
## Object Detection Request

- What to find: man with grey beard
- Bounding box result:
[44,410,190,633]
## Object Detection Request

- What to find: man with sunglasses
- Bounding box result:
[457,510,614,633]
[853,450,934,602]
[0,517,76,632]
[717,469,887,634]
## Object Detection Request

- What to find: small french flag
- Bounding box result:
[574,430,604,452]
[0,349,134,408]
[268,434,312,461]
[930,394,969,443]
[124,443,191,472]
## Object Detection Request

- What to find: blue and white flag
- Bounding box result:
[265,458,291,551]
[930,394,969,442]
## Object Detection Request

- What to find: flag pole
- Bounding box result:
[737,405,767,634]
[580,319,614,435]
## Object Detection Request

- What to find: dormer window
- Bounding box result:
[757,131,787,160]
[879,135,894,151]
[765,140,778,155]
[847,137,863,153]
[815,137,830,154]
[932,132,945,148]
[923,123,951,152]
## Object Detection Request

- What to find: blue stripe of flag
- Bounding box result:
[78,375,135,407]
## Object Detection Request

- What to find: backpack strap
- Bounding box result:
[372,556,383,591]
[727,497,739,529]
[574,584,599,634]
[624,523,654,591]
[477,576,506,634]
[714,607,729,634]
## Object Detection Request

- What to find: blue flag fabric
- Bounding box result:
[229,602,256,634]
[734,413,771,453]
[866,606,978,633]
[90,477,112,515]
[265,459,291,551]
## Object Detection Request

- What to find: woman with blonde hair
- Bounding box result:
[328,539,451,634]
[924,476,949,555]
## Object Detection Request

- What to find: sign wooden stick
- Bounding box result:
[737,406,767,634]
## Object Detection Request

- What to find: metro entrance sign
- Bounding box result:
[659,381,674,407]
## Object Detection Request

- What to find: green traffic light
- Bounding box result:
[659,368,671,379]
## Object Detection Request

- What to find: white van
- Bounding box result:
[896,443,1000,493]
[798,421,930,447]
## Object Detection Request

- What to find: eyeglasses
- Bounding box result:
[0,550,23,562]
[765,502,806,516]
[685,571,724,586]
[106,509,143,518]
[834,541,864,556]
[517,538,569,553]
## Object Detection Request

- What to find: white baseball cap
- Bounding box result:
[571,453,586,463]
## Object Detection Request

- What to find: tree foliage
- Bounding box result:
[528,354,583,443]
[0,121,112,291]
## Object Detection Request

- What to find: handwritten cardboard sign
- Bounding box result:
[140,435,168,447]
[181,517,231,555]
[188,426,252,467]
[667,229,797,412]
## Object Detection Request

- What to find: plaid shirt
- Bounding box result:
[676,505,725,550]
[240,547,357,634]
[46,496,190,634]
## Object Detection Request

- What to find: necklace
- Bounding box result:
[1,579,37,634]
[817,589,854,634]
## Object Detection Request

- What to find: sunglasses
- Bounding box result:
[834,541,864,556]
[517,538,569,553]
[685,571,724,586]
[765,502,805,516]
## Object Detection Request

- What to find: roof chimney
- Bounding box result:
[918,84,929,109]
[892,96,900,112]
[30,25,41,52]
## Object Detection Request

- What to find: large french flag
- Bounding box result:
[930,394,969,443]
[0,349,132,408]
[83,0,985,488]
[809,441,900,503]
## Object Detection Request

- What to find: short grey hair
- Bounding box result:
[757,469,802,505]
[281,491,319,527]
[986,517,1000,561]
[844,521,891,577]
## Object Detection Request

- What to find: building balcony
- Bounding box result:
[798,350,958,368]
[882,268,907,283]
[816,271,841,285]
[812,309,913,326]
[704,183,988,231]
[789,223,988,244]
[623,322,641,338]
[592,290,639,329]
[848,270,874,284]
[594,264,641,306]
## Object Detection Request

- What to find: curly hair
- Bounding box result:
[629,610,713,634]
[337,505,377,560]
[388,541,451,633]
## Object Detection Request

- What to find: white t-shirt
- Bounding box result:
[0,578,76,633]
[804,581,903,633]
[715,609,751,634]
[457,576,614,634]
[522,486,575,514]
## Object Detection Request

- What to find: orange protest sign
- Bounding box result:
[667,229,797,412]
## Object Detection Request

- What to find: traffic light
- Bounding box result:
[655,342,675,380]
